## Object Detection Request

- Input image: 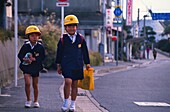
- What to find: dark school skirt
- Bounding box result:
[62,69,84,80]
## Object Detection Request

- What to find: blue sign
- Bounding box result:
[114,7,122,17]
[113,22,122,27]
[152,13,170,20]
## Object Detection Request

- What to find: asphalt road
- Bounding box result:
[91,58,170,112]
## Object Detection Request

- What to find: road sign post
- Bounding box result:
[14,0,18,87]
[113,0,123,66]
[56,0,69,35]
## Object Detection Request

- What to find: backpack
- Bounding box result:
[61,33,84,45]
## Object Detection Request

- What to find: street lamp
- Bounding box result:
[142,15,149,59]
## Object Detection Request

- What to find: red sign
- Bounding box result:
[112,36,117,41]
[56,0,69,7]
[126,0,132,26]
[58,0,68,2]
[106,9,113,27]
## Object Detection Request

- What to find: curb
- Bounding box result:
[59,60,153,112]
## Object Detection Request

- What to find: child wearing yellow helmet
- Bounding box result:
[18,25,45,108]
[56,15,91,111]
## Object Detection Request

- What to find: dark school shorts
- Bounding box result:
[23,72,39,77]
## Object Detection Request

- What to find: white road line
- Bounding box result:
[0,94,11,97]
[134,102,170,107]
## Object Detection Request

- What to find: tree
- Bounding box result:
[141,26,156,43]
[163,20,170,27]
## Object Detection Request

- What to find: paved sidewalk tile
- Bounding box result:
[0,72,63,112]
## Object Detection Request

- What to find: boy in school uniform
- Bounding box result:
[55,15,91,111]
[18,25,45,108]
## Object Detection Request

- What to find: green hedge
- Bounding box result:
[89,50,103,66]
[40,23,61,69]
[0,28,13,43]
[157,39,170,53]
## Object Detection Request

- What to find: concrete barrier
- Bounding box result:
[0,38,23,88]
[155,48,170,57]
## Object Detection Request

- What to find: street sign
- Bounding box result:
[152,13,170,20]
[114,7,122,17]
[113,18,122,21]
[106,9,113,27]
[56,2,69,7]
[113,22,122,27]
[56,0,69,36]
[112,36,117,41]
[58,0,68,1]
[115,0,121,6]
[56,0,69,7]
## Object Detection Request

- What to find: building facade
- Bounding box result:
[16,0,114,53]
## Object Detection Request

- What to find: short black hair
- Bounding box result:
[65,24,78,27]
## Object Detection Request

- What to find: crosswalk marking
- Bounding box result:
[0,94,11,97]
[134,102,170,107]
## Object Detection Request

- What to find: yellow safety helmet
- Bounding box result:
[64,15,79,26]
[25,25,41,35]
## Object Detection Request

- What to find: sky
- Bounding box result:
[123,0,170,21]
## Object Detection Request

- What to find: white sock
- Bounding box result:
[64,99,69,104]
[71,100,75,106]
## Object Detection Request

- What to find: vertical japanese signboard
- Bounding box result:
[126,0,132,26]
[106,9,113,28]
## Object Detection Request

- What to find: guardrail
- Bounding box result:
[155,48,170,57]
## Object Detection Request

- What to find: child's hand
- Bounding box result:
[57,64,62,75]
[23,57,32,64]
[57,68,62,75]
[86,64,91,70]
[29,55,36,61]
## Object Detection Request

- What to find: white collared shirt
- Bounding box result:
[67,32,77,43]
[25,41,37,49]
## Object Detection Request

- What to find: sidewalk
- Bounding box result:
[0,72,64,112]
[0,58,155,112]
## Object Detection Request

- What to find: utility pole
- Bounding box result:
[102,0,106,65]
[143,15,148,59]
[116,27,119,66]
[137,8,140,37]
[120,0,124,61]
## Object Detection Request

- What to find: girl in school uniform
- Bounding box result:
[18,25,45,108]
[56,15,90,111]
